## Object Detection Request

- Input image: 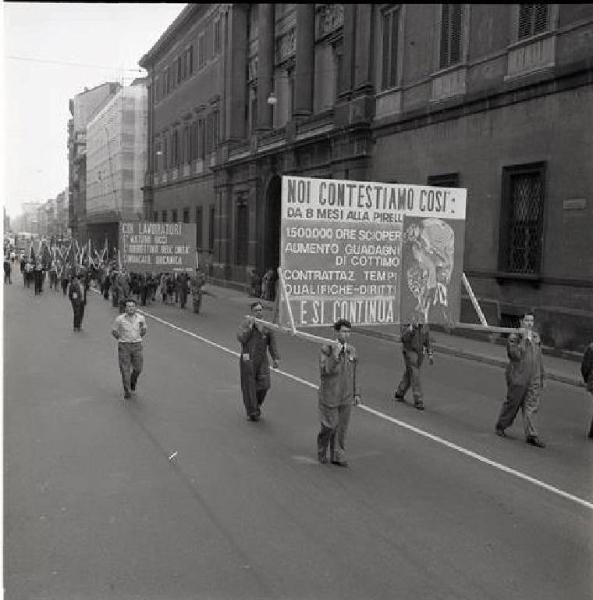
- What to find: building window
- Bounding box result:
[198,119,205,159]
[183,126,190,164]
[172,209,178,223]
[177,55,183,83]
[499,163,546,275]
[381,7,399,90]
[214,17,222,54]
[440,4,463,69]
[162,210,167,222]
[183,208,190,223]
[196,206,203,250]
[209,205,215,252]
[518,4,549,39]
[235,196,249,266]
[153,211,158,222]
[187,45,194,75]
[198,34,206,69]
[427,173,460,188]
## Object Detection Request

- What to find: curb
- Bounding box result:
[355,327,584,389]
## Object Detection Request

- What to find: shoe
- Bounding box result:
[394,392,405,402]
[495,427,506,437]
[414,401,425,411]
[526,436,546,448]
[318,452,328,464]
[123,391,132,399]
[331,459,349,467]
[247,413,259,422]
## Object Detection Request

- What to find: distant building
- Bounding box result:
[140,4,593,351]
[4,207,10,234]
[85,80,148,250]
[68,82,121,241]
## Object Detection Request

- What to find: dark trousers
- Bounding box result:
[34,273,43,294]
[4,268,11,284]
[71,301,84,329]
[61,278,69,294]
[239,358,269,417]
[118,342,143,394]
[396,352,423,401]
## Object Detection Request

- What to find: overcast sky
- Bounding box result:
[2,2,186,219]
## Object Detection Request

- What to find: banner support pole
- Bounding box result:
[461,272,488,327]
[277,267,297,335]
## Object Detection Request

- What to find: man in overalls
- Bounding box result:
[237,301,280,421]
[495,312,546,447]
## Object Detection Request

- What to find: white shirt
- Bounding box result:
[112,312,147,343]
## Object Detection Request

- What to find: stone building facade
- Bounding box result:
[141,4,593,351]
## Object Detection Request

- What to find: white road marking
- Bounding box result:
[140,308,593,513]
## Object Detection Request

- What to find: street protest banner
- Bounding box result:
[279,175,467,328]
[119,222,196,273]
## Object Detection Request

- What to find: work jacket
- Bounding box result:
[318,343,359,408]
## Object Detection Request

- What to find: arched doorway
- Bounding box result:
[263,174,282,272]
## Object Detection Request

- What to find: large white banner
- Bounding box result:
[279,175,467,327]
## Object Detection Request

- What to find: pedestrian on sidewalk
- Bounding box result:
[111,298,147,399]
[495,312,546,448]
[317,318,361,467]
[393,317,433,410]
[68,273,85,331]
[581,341,593,439]
[4,256,12,284]
[237,301,280,421]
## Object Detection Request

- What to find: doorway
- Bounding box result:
[263,175,282,272]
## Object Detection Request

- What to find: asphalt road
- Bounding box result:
[4,281,593,600]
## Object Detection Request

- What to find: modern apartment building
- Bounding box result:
[140,4,593,351]
[67,82,121,241]
[86,79,148,250]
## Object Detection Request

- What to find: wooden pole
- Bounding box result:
[461,272,488,326]
[277,267,297,334]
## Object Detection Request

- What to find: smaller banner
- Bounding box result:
[119,222,197,273]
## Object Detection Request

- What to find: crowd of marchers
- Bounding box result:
[5,249,592,465]
[236,302,593,467]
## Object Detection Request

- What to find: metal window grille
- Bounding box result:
[440,4,463,69]
[518,4,548,39]
[500,165,545,274]
[381,8,399,90]
[235,197,249,265]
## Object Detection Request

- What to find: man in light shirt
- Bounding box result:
[111,298,147,399]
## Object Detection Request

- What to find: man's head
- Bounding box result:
[333,318,352,344]
[521,312,535,331]
[125,298,137,316]
[250,301,263,316]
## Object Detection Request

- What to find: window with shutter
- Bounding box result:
[381,7,399,90]
[518,4,549,39]
[440,4,463,69]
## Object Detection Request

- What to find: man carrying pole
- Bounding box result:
[237,301,280,421]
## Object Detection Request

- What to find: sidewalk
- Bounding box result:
[205,282,585,389]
